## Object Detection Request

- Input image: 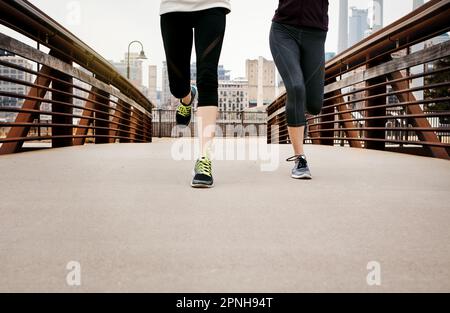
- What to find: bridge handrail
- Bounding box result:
[0,0,152,111]
[267,0,450,159]
[0,0,153,154]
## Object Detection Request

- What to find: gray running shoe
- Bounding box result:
[287,155,312,179]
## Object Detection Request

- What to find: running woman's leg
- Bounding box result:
[161,12,195,125]
[190,8,226,188]
[270,22,314,179]
[299,29,327,117]
[269,22,306,156]
[194,8,226,158]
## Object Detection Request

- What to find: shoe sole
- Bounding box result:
[191,182,214,188]
[291,174,312,180]
[191,169,214,188]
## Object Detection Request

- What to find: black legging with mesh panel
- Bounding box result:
[161,8,227,107]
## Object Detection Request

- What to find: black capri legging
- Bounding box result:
[161,8,227,107]
[270,22,327,127]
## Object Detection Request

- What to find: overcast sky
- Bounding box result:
[7,0,427,87]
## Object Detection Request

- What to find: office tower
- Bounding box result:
[0,52,34,121]
[338,0,349,53]
[148,65,157,106]
[368,0,383,33]
[190,63,230,82]
[218,79,249,112]
[349,7,369,46]
[161,61,174,108]
[110,52,144,87]
[246,57,276,107]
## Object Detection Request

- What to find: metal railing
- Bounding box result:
[0,0,153,155]
[153,109,267,138]
[267,0,450,159]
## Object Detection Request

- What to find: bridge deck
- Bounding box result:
[0,139,449,292]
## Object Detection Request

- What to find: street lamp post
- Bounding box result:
[127,40,147,80]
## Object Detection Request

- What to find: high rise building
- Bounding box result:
[218,79,249,112]
[148,65,157,106]
[190,62,196,82]
[0,52,34,122]
[110,53,158,105]
[338,0,349,53]
[161,61,176,109]
[218,65,231,81]
[246,57,276,108]
[349,7,369,46]
[161,62,231,109]
[190,62,230,82]
[110,52,144,87]
[367,0,384,34]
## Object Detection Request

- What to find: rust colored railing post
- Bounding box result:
[365,58,388,151]
[0,66,51,154]
[319,102,336,146]
[118,101,132,143]
[308,119,321,145]
[129,108,138,143]
[74,87,97,146]
[93,89,111,144]
[50,50,73,148]
[108,104,123,144]
[388,70,449,159]
[143,113,152,142]
[279,115,289,144]
[325,82,363,148]
[134,110,144,142]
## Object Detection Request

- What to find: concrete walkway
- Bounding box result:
[0,139,449,292]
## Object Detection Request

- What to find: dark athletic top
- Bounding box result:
[273,0,329,31]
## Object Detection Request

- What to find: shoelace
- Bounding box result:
[195,158,212,177]
[177,104,191,117]
[286,155,308,169]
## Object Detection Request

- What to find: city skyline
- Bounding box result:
[10,0,424,89]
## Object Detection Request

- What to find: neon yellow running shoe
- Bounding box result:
[176,86,196,126]
[191,156,214,188]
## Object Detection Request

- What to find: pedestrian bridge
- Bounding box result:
[0,0,449,292]
[0,139,449,292]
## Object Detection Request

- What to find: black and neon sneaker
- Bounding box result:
[287,155,312,179]
[176,86,197,126]
[191,156,214,188]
